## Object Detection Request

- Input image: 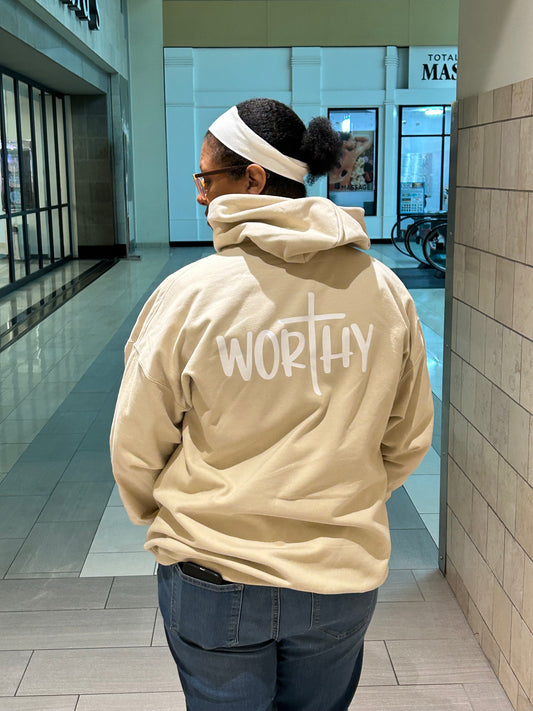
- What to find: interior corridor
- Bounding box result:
[0,246,513,709]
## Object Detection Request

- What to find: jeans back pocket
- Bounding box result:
[311,588,378,640]
[167,564,244,650]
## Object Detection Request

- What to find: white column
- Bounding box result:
[382,46,399,238]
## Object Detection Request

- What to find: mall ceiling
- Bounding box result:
[0,28,103,95]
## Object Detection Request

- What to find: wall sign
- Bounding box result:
[408,47,457,89]
[60,0,100,31]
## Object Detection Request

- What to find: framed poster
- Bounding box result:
[328,108,378,216]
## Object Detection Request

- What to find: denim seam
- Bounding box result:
[229,585,244,646]
[271,587,280,641]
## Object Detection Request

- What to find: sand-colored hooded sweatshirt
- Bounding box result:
[110,194,434,594]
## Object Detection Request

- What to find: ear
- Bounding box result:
[245,164,268,194]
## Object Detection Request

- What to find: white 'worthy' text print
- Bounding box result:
[216,293,373,396]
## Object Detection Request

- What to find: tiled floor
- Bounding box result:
[0,243,513,709]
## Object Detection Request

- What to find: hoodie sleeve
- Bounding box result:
[380,319,434,498]
[110,284,187,525]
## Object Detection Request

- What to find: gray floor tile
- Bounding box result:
[0,650,32,696]
[386,487,425,529]
[359,641,397,686]
[0,443,28,473]
[378,570,424,602]
[38,482,113,523]
[7,521,99,575]
[0,539,23,578]
[463,681,515,711]
[39,411,98,436]
[389,529,438,569]
[348,685,474,710]
[413,569,456,602]
[0,607,156,650]
[76,693,186,711]
[19,434,84,463]
[60,450,113,483]
[386,638,495,685]
[106,575,158,609]
[0,697,78,710]
[77,416,115,452]
[18,647,179,696]
[57,391,108,412]
[0,461,69,496]
[367,601,474,641]
[152,610,166,646]
[0,577,113,611]
[0,496,47,538]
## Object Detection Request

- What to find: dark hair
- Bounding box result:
[206,98,342,199]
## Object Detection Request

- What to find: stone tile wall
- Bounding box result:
[447,78,533,711]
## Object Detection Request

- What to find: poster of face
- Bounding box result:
[328,109,378,215]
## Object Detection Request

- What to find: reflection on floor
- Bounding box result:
[0,244,514,710]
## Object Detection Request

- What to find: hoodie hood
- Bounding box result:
[207,194,370,263]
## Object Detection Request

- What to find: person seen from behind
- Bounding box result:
[110,98,434,711]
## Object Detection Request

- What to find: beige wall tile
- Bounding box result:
[478,252,496,318]
[451,408,468,472]
[450,352,463,410]
[469,126,484,187]
[453,244,465,302]
[478,91,494,125]
[508,401,530,478]
[473,189,491,251]
[448,458,474,535]
[526,193,533,267]
[486,507,505,584]
[484,123,502,188]
[474,536,490,624]
[503,530,525,610]
[510,606,533,693]
[529,416,533,486]
[523,554,533,634]
[515,477,533,560]
[462,361,477,424]
[464,95,479,128]
[497,457,518,534]
[467,423,484,492]
[506,191,529,261]
[500,120,521,190]
[484,318,503,386]
[492,582,512,659]
[458,98,465,130]
[455,301,472,361]
[457,130,470,186]
[499,652,519,708]
[480,619,502,676]
[464,249,481,308]
[474,369,493,439]
[494,257,515,328]
[521,338,533,413]
[513,263,533,337]
[500,327,522,400]
[490,386,511,460]
[458,187,476,248]
[512,79,533,118]
[463,534,482,601]
[470,310,486,372]
[518,117,533,191]
[489,191,508,256]
[518,686,533,711]
[494,86,513,121]
[448,509,467,580]
[481,437,499,510]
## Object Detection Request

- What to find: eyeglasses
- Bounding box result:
[193,164,250,199]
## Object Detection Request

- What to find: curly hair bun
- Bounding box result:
[300,117,343,184]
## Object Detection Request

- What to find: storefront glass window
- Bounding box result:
[399,105,450,216]
[0,68,72,296]
[327,108,378,216]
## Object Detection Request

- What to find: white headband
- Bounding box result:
[208,106,308,184]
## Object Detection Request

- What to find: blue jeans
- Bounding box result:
[157,563,378,711]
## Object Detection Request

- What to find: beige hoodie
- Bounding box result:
[110,194,434,593]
